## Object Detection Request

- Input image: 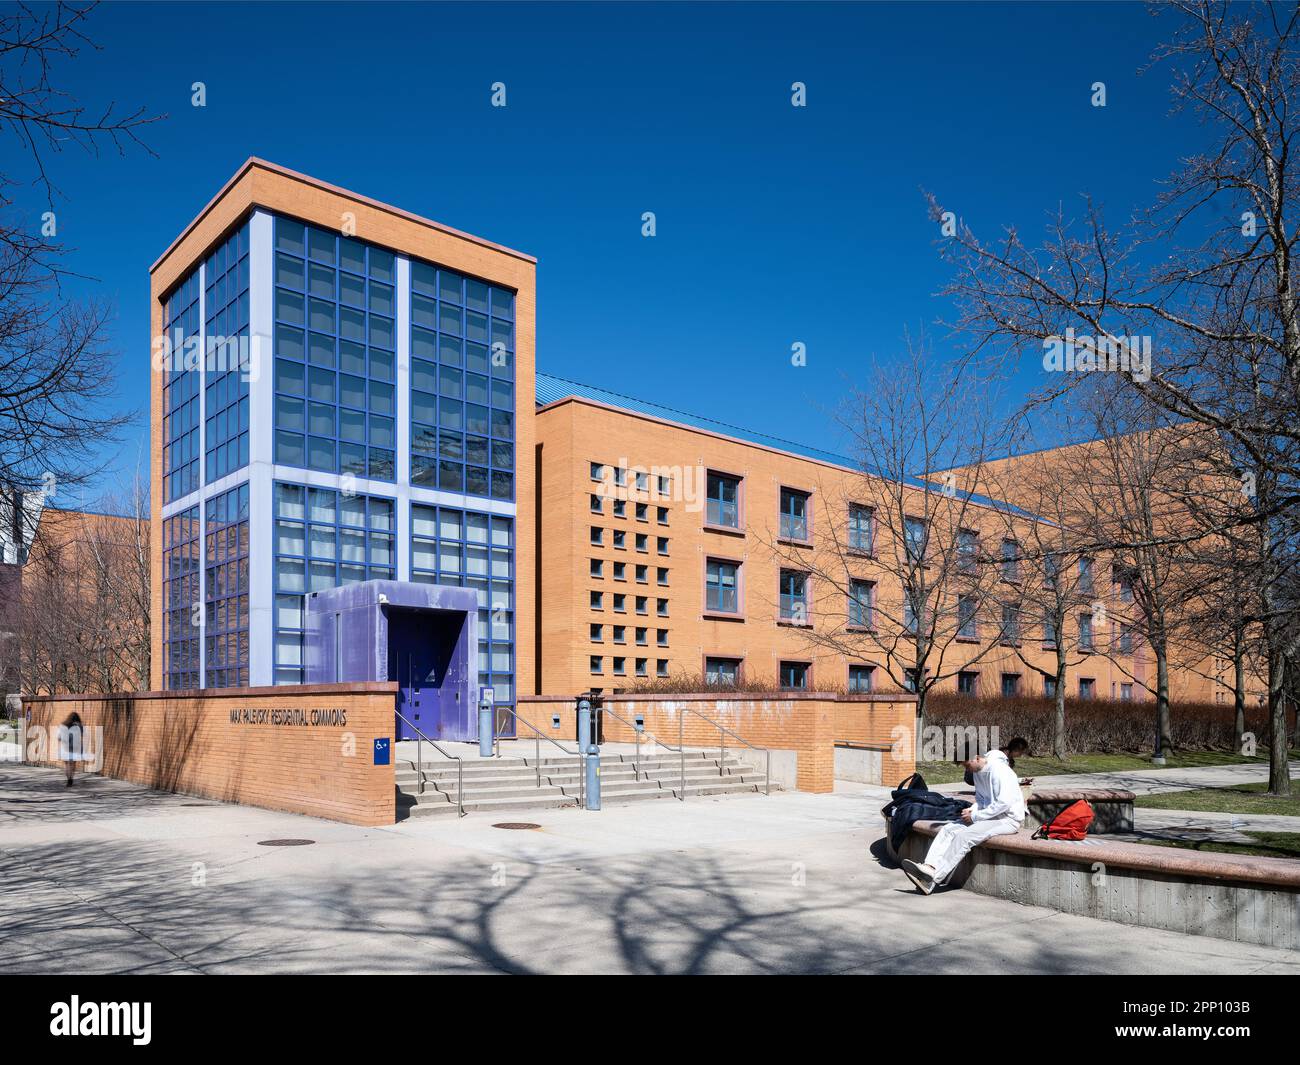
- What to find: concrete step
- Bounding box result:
[397,762,755,787]
[399,757,752,781]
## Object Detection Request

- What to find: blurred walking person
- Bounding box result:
[57,712,84,787]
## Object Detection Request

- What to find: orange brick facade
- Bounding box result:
[23,683,397,826]
[533,396,1236,706]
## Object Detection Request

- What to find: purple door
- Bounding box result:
[389,609,471,741]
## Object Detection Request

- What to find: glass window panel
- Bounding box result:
[466,311,489,344]
[340,306,365,341]
[276,395,304,431]
[370,380,394,415]
[340,529,366,563]
[276,219,305,255]
[339,340,366,375]
[370,282,394,316]
[439,461,463,491]
[275,358,305,395]
[440,303,462,334]
[370,316,394,350]
[309,263,335,299]
[275,253,304,288]
[275,520,304,555]
[370,349,394,382]
[309,525,336,559]
[439,270,462,303]
[340,441,366,476]
[276,594,302,629]
[308,402,335,436]
[412,360,436,393]
[465,342,488,374]
[370,415,395,448]
[340,495,366,527]
[307,227,336,264]
[340,374,366,408]
[274,431,305,465]
[466,373,489,405]
[308,367,335,402]
[275,483,305,519]
[439,510,462,540]
[490,286,514,319]
[339,408,366,443]
[370,249,394,283]
[276,324,305,360]
[465,435,488,465]
[308,560,334,592]
[412,506,437,537]
[276,288,305,325]
[340,238,366,274]
[309,331,335,366]
[340,272,365,307]
[412,261,437,295]
[277,559,305,593]
[308,298,335,333]
[466,279,489,312]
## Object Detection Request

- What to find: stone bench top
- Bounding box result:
[949,788,1136,803]
[910,819,1300,889]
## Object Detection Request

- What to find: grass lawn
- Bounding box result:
[1138,832,1300,861]
[914,749,1295,786]
[1134,779,1300,817]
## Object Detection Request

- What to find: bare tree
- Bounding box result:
[928,2,1299,792]
[0,3,161,505]
[768,341,1010,735]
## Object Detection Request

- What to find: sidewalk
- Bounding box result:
[3,762,1299,973]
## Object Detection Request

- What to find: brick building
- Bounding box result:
[148,160,1247,744]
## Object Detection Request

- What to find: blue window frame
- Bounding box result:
[849,579,873,628]
[905,516,927,563]
[204,482,250,688]
[204,223,251,484]
[272,216,397,482]
[849,664,874,693]
[1000,539,1019,582]
[163,506,200,689]
[410,502,515,708]
[705,558,739,613]
[410,257,516,501]
[1078,611,1094,652]
[779,487,809,541]
[848,504,873,553]
[163,270,201,502]
[779,569,808,623]
[272,481,396,684]
[705,657,741,686]
[779,660,809,689]
[957,594,978,639]
[706,472,739,528]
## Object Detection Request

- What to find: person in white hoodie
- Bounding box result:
[900,748,1027,894]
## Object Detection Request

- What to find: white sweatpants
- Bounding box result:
[924,817,1021,884]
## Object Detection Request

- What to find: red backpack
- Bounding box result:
[1032,799,1095,840]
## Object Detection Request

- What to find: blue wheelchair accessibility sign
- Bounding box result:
[373,737,391,765]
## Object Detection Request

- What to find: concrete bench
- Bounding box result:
[892,818,1300,949]
[946,787,1136,833]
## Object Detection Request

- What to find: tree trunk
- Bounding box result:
[1233,638,1246,755]
[1154,642,1173,760]
[1268,646,1292,797]
[1053,654,1067,760]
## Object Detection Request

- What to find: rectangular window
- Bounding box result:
[905,517,927,563]
[635,533,648,552]
[613,499,626,518]
[958,594,978,639]
[1079,677,1096,700]
[1001,673,1021,698]
[612,656,626,676]
[1113,564,1134,603]
[590,624,603,642]
[1120,682,1133,701]
[1044,676,1058,698]
[634,502,646,520]
[1079,612,1094,652]
[958,529,979,573]
[590,559,603,578]
[614,594,627,612]
[779,570,808,623]
[635,658,648,677]
[706,559,739,613]
[613,529,625,549]
[614,562,626,581]
[1118,623,1133,655]
[849,579,873,628]
[904,594,920,634]
[635,564,647,583]
[656,598,669,617]
[635,627,647,646]
[590,526,603,546]
[957,670,978,695]
[163,506,200,689]
[656,659,669,678]
[590,591,603,610]
[204,482,251,689]
[1000,540,1019,582]
[657,629,668,647]
[1078,556,1094,595]
[1044,555,1059,590]
[590,462,606,482]
[613,626,626,644]
[656,567,669,586]
[706,657,741,686]
[1043,611,1059,647]
[848,504,873,554]
[657,507,669,526]
[848,665,874,693]
[779,487,810,542]
[707,472,741,528]
[657,537,669,556]
[1001,602,1020,645]
[780,661,809,690]
[590,494,603,513]
[590,656,603,674]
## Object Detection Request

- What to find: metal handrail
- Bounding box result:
[492,706,586,810]
[595,703,681,782]
[675,705,772,801]
[395,708,465,817]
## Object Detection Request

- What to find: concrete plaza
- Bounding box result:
[2,763,1297,974]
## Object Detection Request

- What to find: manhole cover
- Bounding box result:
[492,822,541,831]
[256,838,316,847]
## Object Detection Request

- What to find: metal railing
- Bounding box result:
[676,706,770,800]
[598,702,771,800]
[395,709,465,817]
[492,706,586,810]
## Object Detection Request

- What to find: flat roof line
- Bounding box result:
[150,157,537,274]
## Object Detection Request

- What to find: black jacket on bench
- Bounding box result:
[882,785,971,852]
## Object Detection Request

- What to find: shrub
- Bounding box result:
[924,692,1276,755]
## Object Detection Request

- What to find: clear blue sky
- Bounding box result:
[12,0,1206,507]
